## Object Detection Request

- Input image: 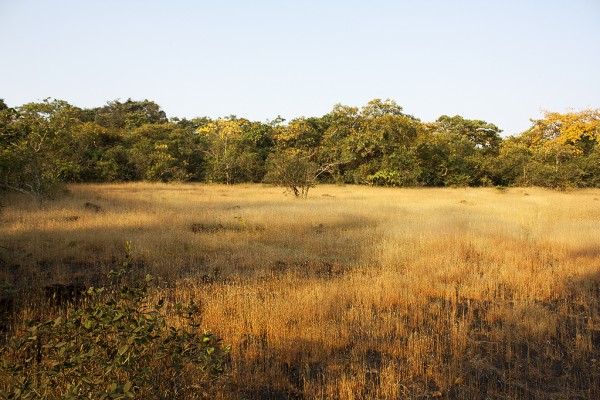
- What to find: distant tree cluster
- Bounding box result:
[0,97,598,198]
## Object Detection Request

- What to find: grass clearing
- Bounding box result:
[1,183,599,399]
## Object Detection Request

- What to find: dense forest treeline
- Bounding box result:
[1,97,599,198]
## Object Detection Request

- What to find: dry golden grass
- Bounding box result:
[1,183,599,399]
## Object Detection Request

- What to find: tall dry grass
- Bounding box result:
[1,183,599,399]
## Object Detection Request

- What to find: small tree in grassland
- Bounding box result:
[264,150,318,198]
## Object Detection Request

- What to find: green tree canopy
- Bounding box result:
[1,97,599,195]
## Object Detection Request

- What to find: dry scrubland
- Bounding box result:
[1,183,599,399]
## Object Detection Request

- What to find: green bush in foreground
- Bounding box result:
[0,246,229,399]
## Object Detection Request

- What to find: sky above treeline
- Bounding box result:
[1,0,599,136]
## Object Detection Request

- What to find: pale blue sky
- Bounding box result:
[1,0,599,135]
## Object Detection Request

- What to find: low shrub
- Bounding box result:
[0,244,229,399]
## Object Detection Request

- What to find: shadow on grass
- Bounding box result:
[225,269,600,400]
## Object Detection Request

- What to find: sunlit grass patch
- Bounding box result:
[1,183,599,399]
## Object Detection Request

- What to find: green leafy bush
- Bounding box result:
[0,245,229,399]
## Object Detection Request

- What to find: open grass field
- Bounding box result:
[1,183,599,399]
